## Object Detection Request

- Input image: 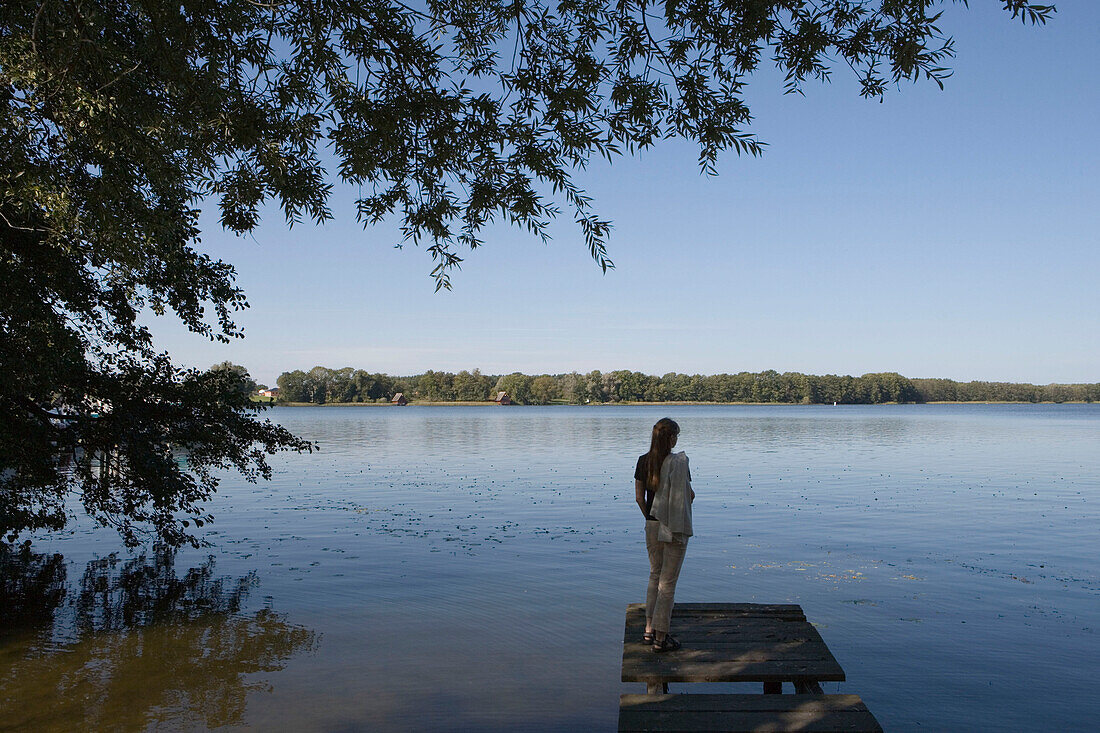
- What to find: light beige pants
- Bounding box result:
[645,519,688,633]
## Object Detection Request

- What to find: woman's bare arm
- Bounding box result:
[635,479,649,518]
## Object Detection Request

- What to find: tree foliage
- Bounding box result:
[1,0,1056,286]
[1,0,1055,545]
[274,366,1097,405]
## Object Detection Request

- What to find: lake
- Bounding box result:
[2,404,1098,731]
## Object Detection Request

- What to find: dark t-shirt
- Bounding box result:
[636,453,691,520]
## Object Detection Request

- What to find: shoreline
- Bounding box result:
[271,400,1094,407]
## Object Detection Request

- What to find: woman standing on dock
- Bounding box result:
[635,417,694,652]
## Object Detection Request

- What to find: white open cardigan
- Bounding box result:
[650,451,693,543]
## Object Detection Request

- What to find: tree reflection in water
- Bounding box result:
[0,545,316,732]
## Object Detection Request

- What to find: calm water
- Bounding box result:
[2,405,1098,731]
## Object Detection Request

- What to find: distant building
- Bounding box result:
[259,388,280,398]
[494,391,511,405]
[392,393,408,405]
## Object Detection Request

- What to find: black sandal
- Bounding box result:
[652,633,681,653]
[643,631,654,645]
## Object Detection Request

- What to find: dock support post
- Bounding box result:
[795,680,825,695]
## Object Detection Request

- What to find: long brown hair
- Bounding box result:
[644,418,680,492]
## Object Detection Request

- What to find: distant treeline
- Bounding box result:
[273,367,1099,405]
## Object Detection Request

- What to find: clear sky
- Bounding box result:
[153,2,1100,387]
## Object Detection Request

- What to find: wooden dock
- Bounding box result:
[619,603,883,732]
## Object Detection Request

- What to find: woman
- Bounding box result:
[634,417,694,652]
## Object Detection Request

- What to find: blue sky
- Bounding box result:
[154,2,1100,387]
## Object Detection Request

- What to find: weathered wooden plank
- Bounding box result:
[625,611,806,623]
[626,603,805,613]
[672,603,805,612]
[620,694,869,713]
[623,656,844,671]
[619,694,883,733]
[645,611,808,621]
[633,616,822,629]
[624,638,830,652]
[626,610,806,622]
[623,641,835,656]
[625,622,815,637]
[626,655,838,670]
[629,620,818,629]
[619,710,882,732]
[624,637,836,665]
[626,615,819,628]
[624,642,827,660]
[629,636,829,647]
[625,635,826,651]
[624,627,829,644]
[622,659,846,683]
[625,622,812,635]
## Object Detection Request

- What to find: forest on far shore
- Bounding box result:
[267,367,1100,406]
